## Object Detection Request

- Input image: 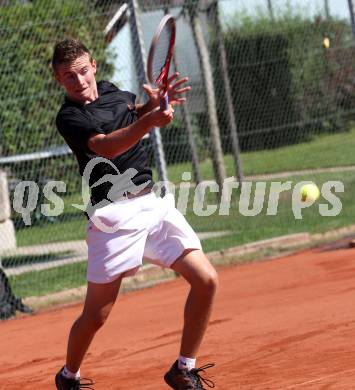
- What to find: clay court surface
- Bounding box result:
[1,242,355,389]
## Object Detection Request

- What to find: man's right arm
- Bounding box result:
[87,106,173,159]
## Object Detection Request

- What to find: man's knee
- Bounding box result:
[194,267,219,296]
[81,309,111,331]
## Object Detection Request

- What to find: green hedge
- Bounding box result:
[212,14,354,152]
[0,0,114,194]
[0,0,114,156]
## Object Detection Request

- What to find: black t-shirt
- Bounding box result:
[56,80,153,205]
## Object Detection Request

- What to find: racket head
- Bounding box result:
[147,14,176,93]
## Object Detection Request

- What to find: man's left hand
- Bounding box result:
[143,72,191,108]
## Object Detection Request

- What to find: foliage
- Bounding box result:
[0,0,114,179]
[211,9,354,152]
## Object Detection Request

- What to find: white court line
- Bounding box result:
[285,368,355,389]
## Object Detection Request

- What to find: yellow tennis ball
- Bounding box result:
[300,183,320,202]
[323,37,330,48]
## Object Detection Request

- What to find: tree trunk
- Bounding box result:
[267,0,275,21]
[348,0,355,38]
[173,56,203,186]
[164,4,202,186]
[208,0,244,184]
[186,1,226,196]
[324,0,330,19]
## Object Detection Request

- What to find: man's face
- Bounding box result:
[55,54,97,105]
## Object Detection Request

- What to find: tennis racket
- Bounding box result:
[147,14,176,111]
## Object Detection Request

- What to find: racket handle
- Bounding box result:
[160,93,169,111]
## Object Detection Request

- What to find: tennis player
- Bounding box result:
[52,38,217,390]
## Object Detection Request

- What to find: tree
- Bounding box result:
[0,0,114,157]
[184,0,226,197]
[207,0,244,183]
[164,3,202,185]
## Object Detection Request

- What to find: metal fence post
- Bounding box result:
[128,0,170,195]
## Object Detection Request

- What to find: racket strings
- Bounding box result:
[152,25,172,83]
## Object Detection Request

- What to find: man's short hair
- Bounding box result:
[52,38,92,73]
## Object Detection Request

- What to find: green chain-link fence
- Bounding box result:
[0,0,354,303]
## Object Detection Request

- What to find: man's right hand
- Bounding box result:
[146,105,174,128]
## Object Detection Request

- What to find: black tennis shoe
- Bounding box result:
[55,367,94,390]
[164,360,215,389]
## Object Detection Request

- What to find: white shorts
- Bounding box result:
[86,192,202,283]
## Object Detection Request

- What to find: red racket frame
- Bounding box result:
[147,14,176,110]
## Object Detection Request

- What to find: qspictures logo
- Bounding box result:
[11,158,345,230]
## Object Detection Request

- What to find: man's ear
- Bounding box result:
[91,58,97,74]
[54,72,62,85]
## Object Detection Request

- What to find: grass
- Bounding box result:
[9,170,355,299]
[9,261,87,298]
[16,215,86,247]
[190,171,355,253]
[165,126,355,183]
[2,251,73,268]
[14,125,355,249]
[11,126,355,251]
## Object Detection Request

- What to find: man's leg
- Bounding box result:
[65,276,123,373]
[164,249,218,389]
[171,249,218,359]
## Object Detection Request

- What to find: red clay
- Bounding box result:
[1,244,355,389]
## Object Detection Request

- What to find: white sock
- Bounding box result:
[178,355,196,371]
[62,365,80,380]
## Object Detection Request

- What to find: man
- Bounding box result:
[52,38,218,389]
